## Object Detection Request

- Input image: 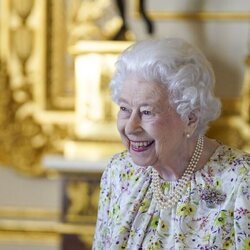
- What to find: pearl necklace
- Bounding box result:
[151,136,204,209]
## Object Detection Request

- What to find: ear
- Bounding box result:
[185,110,199,136]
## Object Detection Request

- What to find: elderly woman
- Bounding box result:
[93,38,250,249]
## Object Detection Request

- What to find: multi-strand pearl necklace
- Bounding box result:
[151,136,204,210]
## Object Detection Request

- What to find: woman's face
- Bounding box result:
[117,77,188,168]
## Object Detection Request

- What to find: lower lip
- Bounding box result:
[130,141,154,152]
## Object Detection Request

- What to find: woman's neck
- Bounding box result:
[153,136,220,181]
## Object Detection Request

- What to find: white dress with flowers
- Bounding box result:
[93,145,250,250]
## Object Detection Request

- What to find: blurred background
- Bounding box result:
[0,0,249,249]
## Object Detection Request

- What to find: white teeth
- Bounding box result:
[131,141,151,148]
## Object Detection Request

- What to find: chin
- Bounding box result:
[130,155,151,168]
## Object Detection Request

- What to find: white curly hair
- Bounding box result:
[110,37,221,135]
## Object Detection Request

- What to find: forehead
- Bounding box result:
[119,78,169,105]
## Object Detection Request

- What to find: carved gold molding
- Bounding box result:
[0,231,59,244]
[64,177,100,224]
[0,207,59,221]
[0,0,128,176]
[207,97,250,153]
[0,0,74,176]
[0,220,94,246]
[0,220,94,234]
[0,60,68,176]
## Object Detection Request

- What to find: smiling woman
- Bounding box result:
[92,38,250,249]
[117,79,188,178]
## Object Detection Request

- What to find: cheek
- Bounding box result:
[118,132,129,149]
[117,119,129,146]
[117,118,125,134]
[155,114,184,134]
[149,119,168,137]
[153,118,185,151]
[150,120,177,150]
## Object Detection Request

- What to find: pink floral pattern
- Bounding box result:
[93,146,250,249]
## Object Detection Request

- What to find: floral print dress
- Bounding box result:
[93,145,250,250]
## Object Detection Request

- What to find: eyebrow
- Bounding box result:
[118,98,153,107]
[121,95,156,103]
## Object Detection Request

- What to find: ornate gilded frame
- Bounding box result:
[0,0,128,176]
[0,0,77,176]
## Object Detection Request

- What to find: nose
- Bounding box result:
[125,112,142,135]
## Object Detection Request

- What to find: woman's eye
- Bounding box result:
[120,106,128,112]
[141,110,152,115]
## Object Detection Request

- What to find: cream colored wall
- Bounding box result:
[0,166,61,210]
[128,0,250,97]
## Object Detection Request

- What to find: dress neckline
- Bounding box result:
[155,144,225,184]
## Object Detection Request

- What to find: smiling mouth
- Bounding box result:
[130,140,154,152]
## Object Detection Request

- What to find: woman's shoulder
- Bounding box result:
[109,150,131,164]
[209,144,250,177]
[102,150,135,176]
[103,150,151,183]
[216,144,250,164]
[108,150,133,168]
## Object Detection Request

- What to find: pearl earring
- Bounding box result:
[186,133,190,138]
